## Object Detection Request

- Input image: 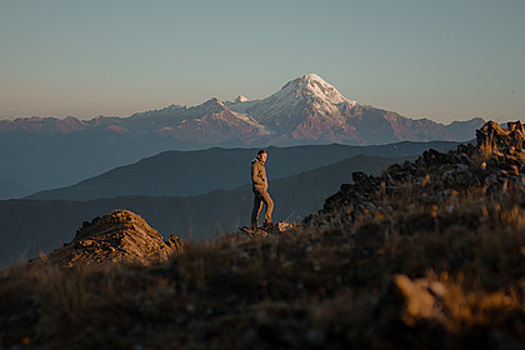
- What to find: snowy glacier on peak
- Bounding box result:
[228,73,357,122]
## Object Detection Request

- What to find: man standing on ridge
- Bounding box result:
[251,150,274,230]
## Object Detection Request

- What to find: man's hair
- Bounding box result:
[257,150,267,156]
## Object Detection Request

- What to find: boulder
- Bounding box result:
[476,121,524,152]
[37,210,184,268]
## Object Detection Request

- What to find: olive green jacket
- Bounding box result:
[251,158,268,191]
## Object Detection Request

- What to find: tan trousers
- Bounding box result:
[251,189,274,228]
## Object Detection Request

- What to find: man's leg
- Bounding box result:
[260,190,274,225]
[251,192,263,229]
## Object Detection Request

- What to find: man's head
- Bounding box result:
[257,149,268,163]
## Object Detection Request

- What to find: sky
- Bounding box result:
[0,0,524,124]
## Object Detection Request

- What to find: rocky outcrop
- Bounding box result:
[377,275,448,329]
[476,120,525,153]
[309,121,525,225]
[38,210,184,268]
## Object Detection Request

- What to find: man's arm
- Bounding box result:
[251,163,258,184]
[251,162,266,187]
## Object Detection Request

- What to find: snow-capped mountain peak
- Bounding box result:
[233,95,249,103]
[201,97,225,107]
[280,73,356,106]
[228,73,357,122]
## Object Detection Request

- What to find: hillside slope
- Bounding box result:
[0,121,523,349]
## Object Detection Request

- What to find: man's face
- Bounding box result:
[260,153,268,162]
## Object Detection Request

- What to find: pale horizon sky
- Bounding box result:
[1,0,524,124]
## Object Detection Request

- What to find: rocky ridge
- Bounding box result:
[312,121,525,224]
[34,210,184,268]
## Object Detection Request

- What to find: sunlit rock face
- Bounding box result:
[37,210,184,268]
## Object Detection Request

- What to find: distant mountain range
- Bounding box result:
[0,130,196,193]
[27,141,458,201]
[0,74,483,194]
[1,74,484,148]
[0,180,34,199]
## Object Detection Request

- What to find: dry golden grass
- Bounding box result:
[1,142,525,348]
